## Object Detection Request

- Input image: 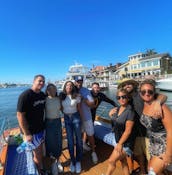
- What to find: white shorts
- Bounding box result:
[83,119,94,136]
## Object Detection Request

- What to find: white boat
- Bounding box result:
[66,62,92,81]
[65,62,109,89]
[156,77,172,92]
[108,82,118,89]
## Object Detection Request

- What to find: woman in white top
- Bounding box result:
[45,83,62,175]
[60,81,83,174]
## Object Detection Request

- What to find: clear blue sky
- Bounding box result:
[0,0,172,83]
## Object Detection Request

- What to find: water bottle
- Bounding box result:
[16,141,32,154]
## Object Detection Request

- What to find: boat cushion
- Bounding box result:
[94,122,116,146]
[5,145,39,175]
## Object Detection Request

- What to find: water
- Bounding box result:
[0,86,29,128]
[0,87,172,128]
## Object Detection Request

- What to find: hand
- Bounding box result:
[115,143,123,155]
[150,100,162,119]
[109,107,118,118]
[159,153,172,167]
[24,134,33,142]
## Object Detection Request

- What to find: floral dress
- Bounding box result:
[140,114,166,156]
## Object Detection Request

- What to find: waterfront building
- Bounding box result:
[114,52,172,80]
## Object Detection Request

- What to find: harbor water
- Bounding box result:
[0,86,172,128]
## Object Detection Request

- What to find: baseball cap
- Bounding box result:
[74,75,84,81]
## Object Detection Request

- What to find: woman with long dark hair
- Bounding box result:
[60,81,83,174]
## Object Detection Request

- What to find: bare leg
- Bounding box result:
[134,154,147,174]
[148,156,166,175]
[120,156,130,175]
[87,135,96,151]
[83,132,87,143]
[105,148,127,175]
[33,142,44,173]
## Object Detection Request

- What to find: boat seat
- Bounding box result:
[94,121,116,147]
[5,145,39,175]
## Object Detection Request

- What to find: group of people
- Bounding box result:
[16,74,117,175]
[16,74,172,175]
[105,79,172,175]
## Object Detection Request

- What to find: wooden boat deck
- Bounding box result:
[59,139,122,175]
[0,125,139,175]
[43,138,139,175]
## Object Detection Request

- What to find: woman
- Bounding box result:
[139,79,172,175]
[104,88,136,175]
[60,81,83,174]
[45,83,62,175]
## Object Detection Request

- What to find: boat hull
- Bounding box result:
[156,78,172,92]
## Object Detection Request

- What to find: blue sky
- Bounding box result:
[0,0,172,83]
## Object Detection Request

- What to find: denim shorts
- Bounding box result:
[123,146,133,157]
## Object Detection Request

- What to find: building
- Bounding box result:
[114,52,172,80]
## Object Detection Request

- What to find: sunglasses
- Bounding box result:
[116,95,128,100]
[38,80,45,83]
[140,89,154,96]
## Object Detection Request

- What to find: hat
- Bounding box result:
[118,79,139,89]
[74,75,84,81]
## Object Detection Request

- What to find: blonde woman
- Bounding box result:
[104,88,136,175]
[139,79,172,175]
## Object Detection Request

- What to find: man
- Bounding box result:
[17,74,46,175]
[90,82,118,122]
[74,76,98,164]
[116,79,167,174]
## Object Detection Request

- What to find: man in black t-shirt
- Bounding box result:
[90,82,118,122]
[17,74,46,175]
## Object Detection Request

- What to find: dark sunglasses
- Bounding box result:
[116,95,128,100]
[38,80,45,83]
[140,89,154,96]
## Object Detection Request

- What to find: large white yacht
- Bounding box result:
[66,62,92,81]
[156,77,172,92]
[65,62,94,88]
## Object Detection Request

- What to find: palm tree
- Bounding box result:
[145,49,157,56]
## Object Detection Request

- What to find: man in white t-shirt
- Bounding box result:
[74,75,98,164]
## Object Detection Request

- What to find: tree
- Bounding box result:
[145,49,157,56]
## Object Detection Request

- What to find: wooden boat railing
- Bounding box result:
[0,117,7,170]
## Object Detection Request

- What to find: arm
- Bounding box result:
[83,98,95,108]
[102,93,118,107]
[150,93,167,118]
[161,104,172,165]
[17,112,32,142]
[82,92,95,108]
[156,93,167,104]
[109,107,118,118]
[117,120,134,145]
[77,102,84,121]
[115,120,134,153]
